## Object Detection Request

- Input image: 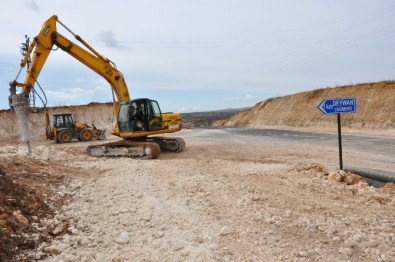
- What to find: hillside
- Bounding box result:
[214,81,395,132]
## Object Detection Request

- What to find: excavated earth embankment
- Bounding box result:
[214,81,395,134]
[0,103,114,143]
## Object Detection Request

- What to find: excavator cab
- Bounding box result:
[118,98,163,134]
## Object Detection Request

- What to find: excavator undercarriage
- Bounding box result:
[87,137,185,159]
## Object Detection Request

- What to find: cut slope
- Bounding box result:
[0,103,114,143]
[215,81,395,130]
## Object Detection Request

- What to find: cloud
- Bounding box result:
[177,106,202,113]
[74,78,86,83]
[226,94,260,104]
[97,31,124,49]
[26,1,39,12]
[1,1,394,112]
[74,78,107,91]
[46,88,95,104]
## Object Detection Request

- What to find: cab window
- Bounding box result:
[148,100,162,131]
[118,103,130,132]
[65,115,74,126]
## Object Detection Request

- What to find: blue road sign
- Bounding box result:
[318,97,356,114]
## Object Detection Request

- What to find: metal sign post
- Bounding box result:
[337,113,343,170]
[318,97,356,170]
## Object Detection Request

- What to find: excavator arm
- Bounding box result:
[9,15,130,135]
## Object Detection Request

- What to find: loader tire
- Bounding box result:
[80,129,93,142]
[58,130,72,143]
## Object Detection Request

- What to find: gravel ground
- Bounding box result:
[1,129,394,261]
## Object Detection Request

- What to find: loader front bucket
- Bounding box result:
[98,130,107,140]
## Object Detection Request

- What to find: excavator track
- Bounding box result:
[87,140,161,159]
[150,137,185,153]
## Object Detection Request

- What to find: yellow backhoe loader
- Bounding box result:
[9,15,184,159]
[44,109,106,143]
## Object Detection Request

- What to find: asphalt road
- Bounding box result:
[206,127,395,182]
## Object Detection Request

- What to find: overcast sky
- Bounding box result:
[1,0,394,112]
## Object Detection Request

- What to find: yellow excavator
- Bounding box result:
[9,15,184,159]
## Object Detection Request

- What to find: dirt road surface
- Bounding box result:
[1,129,394,261]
